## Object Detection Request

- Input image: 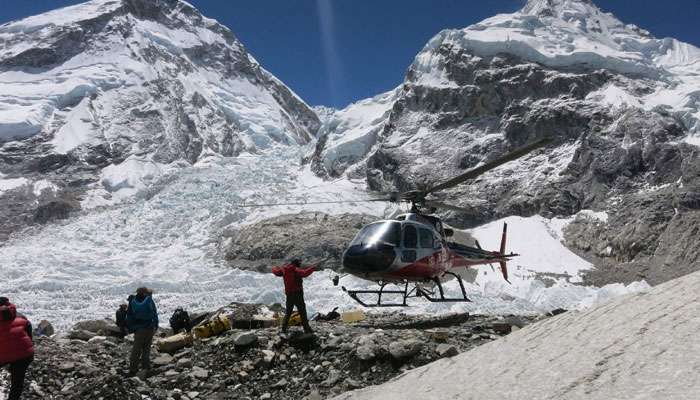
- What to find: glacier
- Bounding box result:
[0,146,647,330]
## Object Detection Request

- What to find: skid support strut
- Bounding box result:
[416,271,471,302]
[343,281,416,307]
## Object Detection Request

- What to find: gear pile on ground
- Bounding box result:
[0,308,539,400]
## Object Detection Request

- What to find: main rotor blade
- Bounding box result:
[425,137,554,194]
[236,198,391,208]
[423,200,474,214]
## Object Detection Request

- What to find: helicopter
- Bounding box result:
[241,137,553,307]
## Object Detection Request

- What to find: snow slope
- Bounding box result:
[311,88,399,177]
[334,268,700,400]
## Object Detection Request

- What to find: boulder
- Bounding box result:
[288,332,316,352]
[153,354,174,366]
[260,350,276,368]
[435,344,459,358]
[322,370,343,387]
[87,336,108,344]
[190,366,209,380]
[224,212,378,271]
[59,362,75,372]
[356,345,377,361]
[72,319,122,337]
[68,329,97,341]
[157,333,194,354]
[491,323,512,334]
[388,340,423,360]
[176,358,193,368]
[35,320,55,337]
[234,333,259,352]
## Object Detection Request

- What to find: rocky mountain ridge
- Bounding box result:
[308,0,700,286]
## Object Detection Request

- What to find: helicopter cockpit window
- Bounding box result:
[403,225,418,249]
[419,228,433,248]
[349,221,401,247]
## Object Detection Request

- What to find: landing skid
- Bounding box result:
[343,272,471,307]
[343,282,417,307]
[417,271,471,303]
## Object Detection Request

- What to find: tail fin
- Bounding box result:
[499,223,510,283]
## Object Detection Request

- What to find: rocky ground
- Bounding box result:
[0,308,543,400]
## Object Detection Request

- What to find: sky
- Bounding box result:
[1,0,699,108]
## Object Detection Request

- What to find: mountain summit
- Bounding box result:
[0,0,319,238]
[309,0,700,286]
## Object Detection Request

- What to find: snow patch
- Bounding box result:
[51,97,98,153]
[586,84,643,109]
[33,180,58,197]
[100,157,165,197]
[0,177,29,194]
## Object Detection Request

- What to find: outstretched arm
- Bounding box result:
[295,266,315,278]
[271,266,284,276]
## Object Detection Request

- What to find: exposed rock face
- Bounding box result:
[223,213,378,271]
[315,0,700,286]
[0,0,319,240]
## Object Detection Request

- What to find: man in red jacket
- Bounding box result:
[272,259,315,334]
[0,297,34,400]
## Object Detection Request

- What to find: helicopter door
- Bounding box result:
[401,225,417,262]
[419,228,433,249]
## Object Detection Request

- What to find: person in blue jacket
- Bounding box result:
[126,287,159,376]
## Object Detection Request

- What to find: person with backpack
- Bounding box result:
[126,288,159,376]
[115,304,128,338]
[271,259,315,334]
[169,308,192,334]
[0,297,34,400]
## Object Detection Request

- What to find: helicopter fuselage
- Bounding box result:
[342,213,513,284]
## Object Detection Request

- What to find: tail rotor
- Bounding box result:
[499,222,510,283]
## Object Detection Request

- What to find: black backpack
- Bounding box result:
[169,308,192,333]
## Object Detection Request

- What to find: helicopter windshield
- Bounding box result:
[350,221,401,247]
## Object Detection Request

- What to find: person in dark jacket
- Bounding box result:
[115,304,128,338]
[271,259,315,334]
[125,288,158,376]
[0,297,34,400]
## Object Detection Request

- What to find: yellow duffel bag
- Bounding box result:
[193,314,231,339]
[277,311,302,327]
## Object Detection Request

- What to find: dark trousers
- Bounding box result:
[8,356,33,400]
[282,291,312,333]
[129,328,155,373]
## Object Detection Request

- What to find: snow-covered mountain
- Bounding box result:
[316,0,700,286]
[0,0,319,239]
[0,0,696,328]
